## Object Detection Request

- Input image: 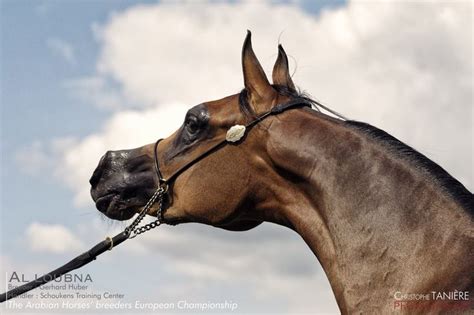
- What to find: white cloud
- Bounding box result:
[15,138,76,177]
[63,76,124,109]
[25,222,85,254]
[46,38,76,65]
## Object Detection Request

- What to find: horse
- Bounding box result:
[89,31,473,314]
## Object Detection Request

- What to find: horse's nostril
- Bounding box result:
[89,167,102,187]
[89,154,107,187]
[89,173,98,187]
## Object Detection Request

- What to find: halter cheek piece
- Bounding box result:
[151,99,312,223]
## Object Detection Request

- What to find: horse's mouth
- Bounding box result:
[94,193,136,221]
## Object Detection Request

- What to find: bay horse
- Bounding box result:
[89,31,473,314]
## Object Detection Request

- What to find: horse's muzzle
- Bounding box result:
[90,148,156,220]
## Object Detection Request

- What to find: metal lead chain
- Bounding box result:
[128,219,162,238]
[125,186,165,239]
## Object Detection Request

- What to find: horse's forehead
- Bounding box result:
[205,94,240,112]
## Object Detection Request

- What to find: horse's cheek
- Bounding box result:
[175,149,251,224]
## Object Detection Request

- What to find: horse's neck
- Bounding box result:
[263,110,473,313]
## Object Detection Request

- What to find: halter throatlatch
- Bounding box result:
[0,98,314,303]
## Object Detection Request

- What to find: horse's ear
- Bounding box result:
[272,44,295,90]
[242,31,274,104]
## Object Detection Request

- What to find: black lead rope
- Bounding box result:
[0,231,129,303]
[0,99,313,304]
[0,186,167,303]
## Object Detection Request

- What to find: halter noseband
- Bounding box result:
[153,139,167,185]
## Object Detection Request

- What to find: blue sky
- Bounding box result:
[1,1,471,314]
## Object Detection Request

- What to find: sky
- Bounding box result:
[0,0,472,314]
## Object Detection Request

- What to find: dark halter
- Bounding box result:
[153,139,166,185]
[152,98,311,221]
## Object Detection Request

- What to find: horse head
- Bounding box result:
[89,31,297,230]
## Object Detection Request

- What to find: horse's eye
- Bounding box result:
[185,117,199,135]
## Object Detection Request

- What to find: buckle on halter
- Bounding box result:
[159,181,169,194]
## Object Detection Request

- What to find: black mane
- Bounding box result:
[346,120,473,213]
